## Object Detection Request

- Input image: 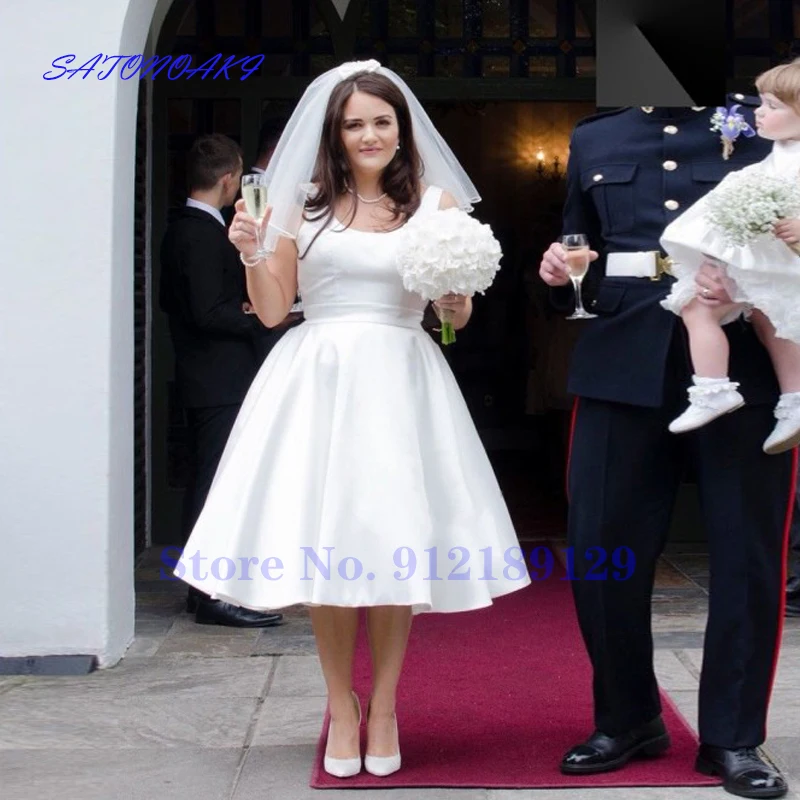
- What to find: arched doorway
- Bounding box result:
[144,0,597,547]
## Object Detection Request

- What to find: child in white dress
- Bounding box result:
[661,60,800,454]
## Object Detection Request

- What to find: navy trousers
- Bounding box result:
[567,348,793,747]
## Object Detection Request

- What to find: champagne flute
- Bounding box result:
[241,173,270,257]
[562,233,597,320]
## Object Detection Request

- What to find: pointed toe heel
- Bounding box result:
[323,691,362,779]
[365,706,401,777]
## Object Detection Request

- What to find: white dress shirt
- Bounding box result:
[186,198,226,227]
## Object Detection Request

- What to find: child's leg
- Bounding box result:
[750,309,800,392]
[681,298,736,377]
[750,309,800,453]
[669,299,747,434]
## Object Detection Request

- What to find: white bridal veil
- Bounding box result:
[259,59,481,254]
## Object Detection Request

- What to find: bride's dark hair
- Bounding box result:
[299,72,423,257]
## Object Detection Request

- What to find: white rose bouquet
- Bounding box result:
[396,208,502,344]
[705,171,800,254]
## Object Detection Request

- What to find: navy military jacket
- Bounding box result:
[558,102,778,408]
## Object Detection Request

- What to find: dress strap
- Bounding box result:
[418,185,443,214]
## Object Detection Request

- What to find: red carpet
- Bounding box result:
[310,560,719,789]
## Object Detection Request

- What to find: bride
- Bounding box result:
[174,59,531,779]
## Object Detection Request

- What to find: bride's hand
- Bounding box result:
[433,294,469,314]
[229,199,272,259]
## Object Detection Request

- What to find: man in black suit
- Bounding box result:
[160,133,282,628]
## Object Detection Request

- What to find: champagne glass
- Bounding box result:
[562,233,597,320]
[241,173,270,257]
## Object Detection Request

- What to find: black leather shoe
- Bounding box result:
[696,745,787,798]
[560,716,671,774]
[186,588,203,614]
[195,598,284,628]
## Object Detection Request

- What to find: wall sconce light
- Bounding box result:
[533,147,562,180]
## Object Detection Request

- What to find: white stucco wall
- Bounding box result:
[0,0,162,667]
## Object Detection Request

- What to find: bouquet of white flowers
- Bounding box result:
[395,207,502,344]
[704,171,800,254]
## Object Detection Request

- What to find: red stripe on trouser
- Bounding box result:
[767,446,798,701]
[565,397,580,503]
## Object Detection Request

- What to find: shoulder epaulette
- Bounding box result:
[574,107,629,129]
[726,92,760,108]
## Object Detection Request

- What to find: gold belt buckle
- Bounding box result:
[651,252,674,281]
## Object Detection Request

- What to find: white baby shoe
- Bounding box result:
[669,377,745,434]
[763,392,800,455]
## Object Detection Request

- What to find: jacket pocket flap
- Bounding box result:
[580,163,638,190]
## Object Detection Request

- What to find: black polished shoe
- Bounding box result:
[696,745,788,799]
[560,716,671,774]
[195,598,284,628]
[186,588,203,614]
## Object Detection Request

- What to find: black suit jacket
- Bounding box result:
[159,206,265,408]
[554,103,778,408]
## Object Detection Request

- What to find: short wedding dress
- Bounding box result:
[175,185,532,612]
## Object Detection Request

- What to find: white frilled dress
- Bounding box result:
[174,186,531,613]
[660,138,800,342]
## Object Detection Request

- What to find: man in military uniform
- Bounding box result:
[540,101,793,799]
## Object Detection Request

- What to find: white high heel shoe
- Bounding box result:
[323,691,362,778]
[364,703,401,777]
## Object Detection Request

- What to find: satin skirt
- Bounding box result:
[174,316,531,613]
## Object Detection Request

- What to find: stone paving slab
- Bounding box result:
[0,692,259,749]
[653,650,701,691]
[0,747,242,800]
[270,655,327,696]
[2,656,273,700]
[251,695,328,747]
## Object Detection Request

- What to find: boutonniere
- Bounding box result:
[710,104,756,160]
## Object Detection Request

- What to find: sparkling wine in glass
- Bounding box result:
[562,233,597,320]
[241,173,269,257]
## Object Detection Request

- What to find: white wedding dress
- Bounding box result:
[174,185,531,613]
[660,138,800,341]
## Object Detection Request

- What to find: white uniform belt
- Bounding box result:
[606,251,673,279]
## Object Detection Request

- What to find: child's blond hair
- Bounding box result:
[755,58,800,115]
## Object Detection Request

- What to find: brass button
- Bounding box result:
[593,173,603,182]
[665,199,680,210]
[641,106,654,114]
[663,160,678,171]
[664,125,678,135]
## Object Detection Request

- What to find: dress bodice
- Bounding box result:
[295,185,443,328]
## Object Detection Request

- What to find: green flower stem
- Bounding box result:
[438,307,457,345]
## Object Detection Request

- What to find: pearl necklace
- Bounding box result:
[347,188,387,204]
